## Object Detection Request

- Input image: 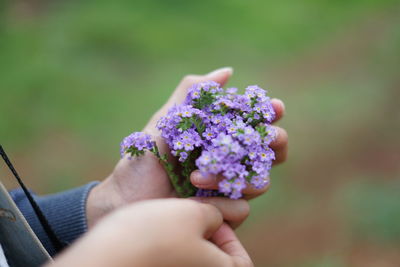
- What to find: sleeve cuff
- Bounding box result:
[10,181,99,256]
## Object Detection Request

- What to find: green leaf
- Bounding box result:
[193,91,215,109]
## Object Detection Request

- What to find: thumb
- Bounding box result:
[167,66,233,106]
[192,202,224,239]
[211,223,253,267]
[144,67,233,133]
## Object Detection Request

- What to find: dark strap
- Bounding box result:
[0,145,64,251]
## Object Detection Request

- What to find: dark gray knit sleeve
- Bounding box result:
[9,181,99,256]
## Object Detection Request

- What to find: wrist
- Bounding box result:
[86,177,120,228]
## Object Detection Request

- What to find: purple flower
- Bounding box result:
[183,142,194,151]
[232,178,246,191]
[252,161,265,174]
[248,149,258,160]
[201,81,220,92]
[251,176,269,189]
[265,125,277,144]
[212,133,233,146]
[120,132,154,157]
[245,85,265,99]
[187,84,201,100]
[202,128,216,140]
[195,189,219,197]
[210,114,224,124]
[218,179,232,195]
[258,148,274,162]
[226,87,238,94]
[197,151,213,166]
[230,189,243,200]
[179,152,188,162]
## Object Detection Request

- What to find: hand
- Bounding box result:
[190,99,287,200]
[87,67,241,227]
[49,199,253,267]
[86,67,287,227]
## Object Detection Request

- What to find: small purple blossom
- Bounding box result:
[195,189,219,197]
[179,152,188,162]
[202,128,216,140]
[230,189,243,200]
[251,176,270,189]
[232,178,247,192]
[173,139,184,150]
[226,87,238,94]
[120,132,154,157]
[252,161,266,174]
[218,180,232,195]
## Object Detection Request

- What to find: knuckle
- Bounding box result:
[198,202,219,221]
[182,200,205,217]
[188,204,208,222]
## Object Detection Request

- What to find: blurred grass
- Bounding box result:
[1,0,400,265]
[341,178,400,245]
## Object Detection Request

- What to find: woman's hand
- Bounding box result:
[190,100,287,200]
[86,67,288,228]
[49,199,253,267]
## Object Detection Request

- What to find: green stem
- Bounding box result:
[180,149,201,197]
[150,145,187,197]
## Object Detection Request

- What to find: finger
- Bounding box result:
[273,144,288,165]
[190,170,218,188]
[270,126,288,149]
[191,171,270,201]
[167,67,233,106]
[144,67,233,133]
[186,200,224,239]
[191,197,250,229]
[271,98,285,123]
[270,126,288,165]
[211,223,253,267]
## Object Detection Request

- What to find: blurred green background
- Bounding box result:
[1,0,400,266]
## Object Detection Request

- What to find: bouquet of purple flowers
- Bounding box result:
[120,81,276,199]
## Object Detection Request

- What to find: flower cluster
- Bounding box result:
[120,132,155,157]
[121,81,276,199]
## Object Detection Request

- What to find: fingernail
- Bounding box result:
[192,171,215,185]
[206,67,233,77]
